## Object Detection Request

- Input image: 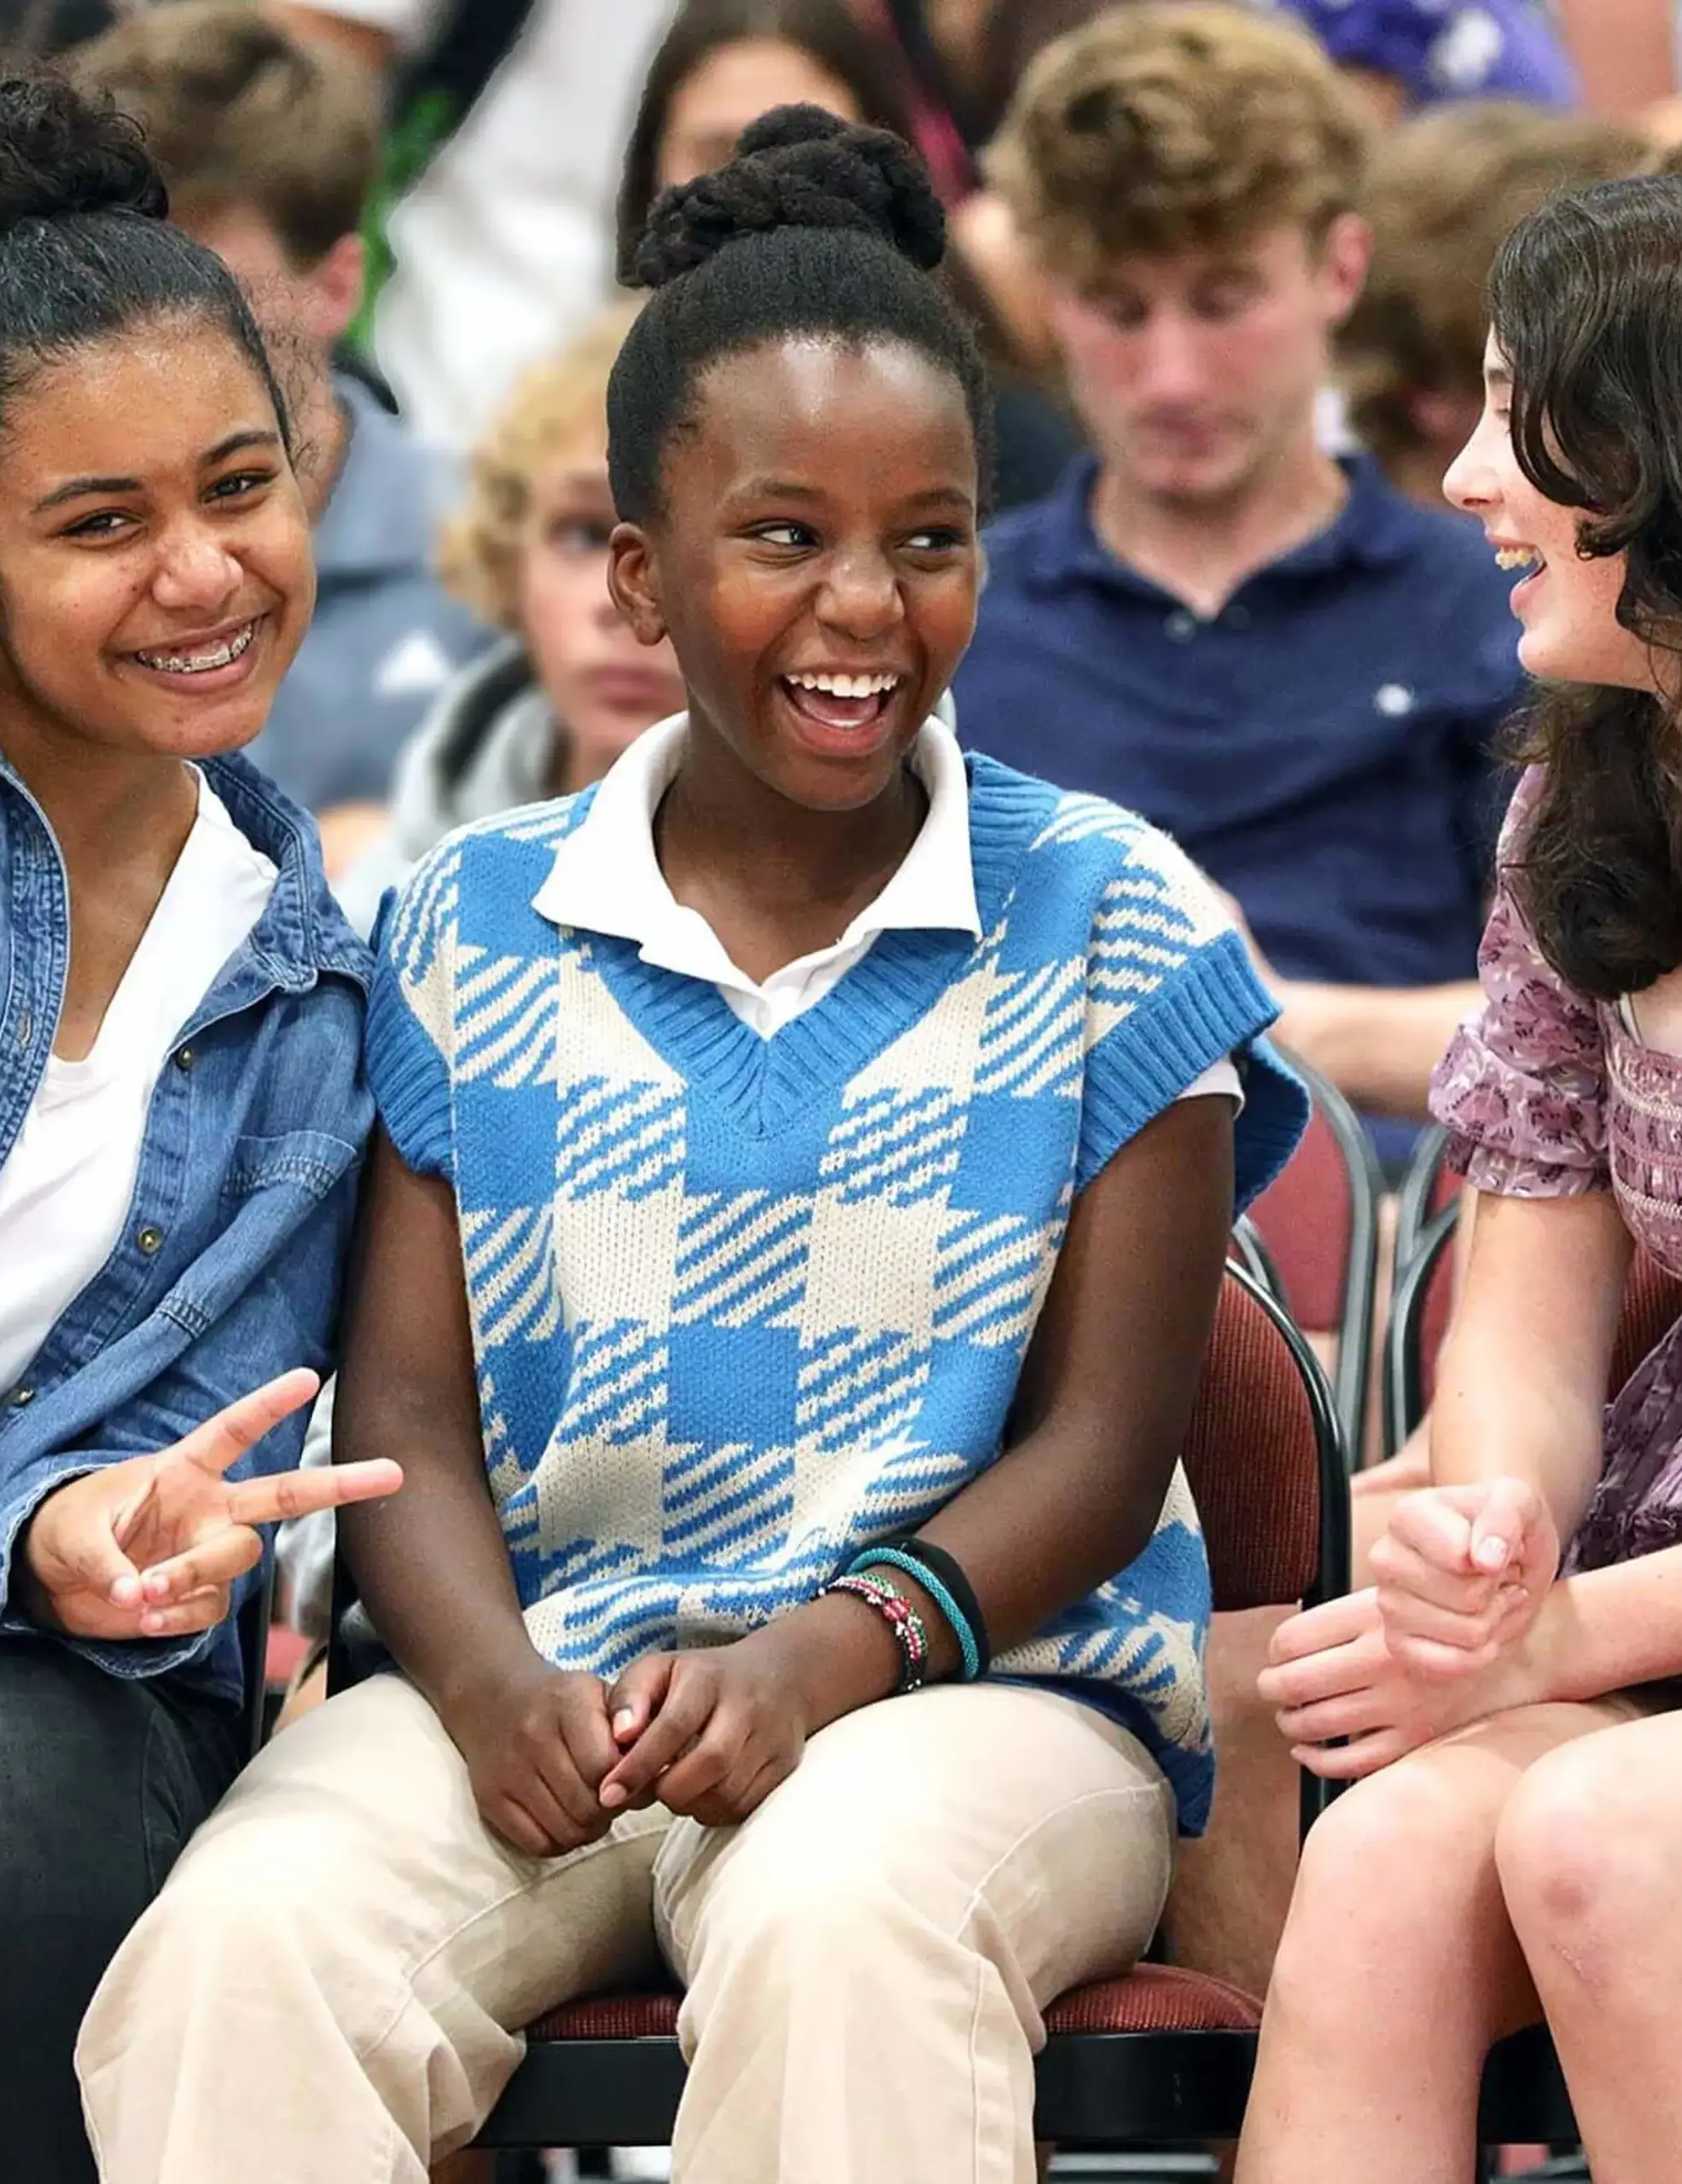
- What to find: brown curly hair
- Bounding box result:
[986,0,1371,287]
[73,3,378,266]
[1341,102,1650,470]
[1492,176,1682,1000]
[438,302,641,632]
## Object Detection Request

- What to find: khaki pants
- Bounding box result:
[78,1673,1174,2184]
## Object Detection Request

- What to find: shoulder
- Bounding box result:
[381,787,593,958]
[971,756,1229,929]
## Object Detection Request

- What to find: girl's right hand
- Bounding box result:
[445,1663,623,1859]
[1369,1478,1560,1679]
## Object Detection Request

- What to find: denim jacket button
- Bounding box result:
[173,1045,195,1072]
[8,1385,32,1408]
[136,1224,165,1257]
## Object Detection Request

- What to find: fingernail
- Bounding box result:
[110,1576,140,1606]
[1475,1540,1508,1570]
[613,1709,636,1736]
[600,1783,627,1809]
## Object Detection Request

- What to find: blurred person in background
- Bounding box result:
[79,4,492,844]
[271,0,675,449]
[956,1,1524,1173]
[1262,0,1578,120]
[1339,100,1652,509]
[0,0,122,59]
[618,0,1082,509]
[336,305,684,943]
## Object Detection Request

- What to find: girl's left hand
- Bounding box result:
[1259,1587,1541,1780]
[597,1636,810,1827]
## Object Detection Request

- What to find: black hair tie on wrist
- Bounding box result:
[883,1535,991,1678]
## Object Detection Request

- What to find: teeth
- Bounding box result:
[787,671,900,698]
[1493,547,1541,572]
[136,621,257,676]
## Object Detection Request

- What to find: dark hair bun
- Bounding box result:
[631,103,945,289]
[0,75,167,234]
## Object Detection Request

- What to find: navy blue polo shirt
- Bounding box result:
[956,453,1524,1000]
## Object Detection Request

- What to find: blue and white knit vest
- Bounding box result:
[368,755,1307,1831]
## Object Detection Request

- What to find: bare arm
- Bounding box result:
[1271,979,1481,1119]
[1430,1188,1629,1539]
[333,1130,539,1716]
[1554,0,1676,118]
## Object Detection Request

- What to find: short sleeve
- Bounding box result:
[1428,769,1609,1196]
[364,842,458,1180]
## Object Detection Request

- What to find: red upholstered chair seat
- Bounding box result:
[525,1963,1260,2045]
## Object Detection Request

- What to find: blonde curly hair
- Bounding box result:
[987,2,1371,288]
[439,300,642,632]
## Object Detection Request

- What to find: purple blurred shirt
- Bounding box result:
[1266,1,1579,107]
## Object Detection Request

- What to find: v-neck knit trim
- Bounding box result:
[578,758,1038,1139]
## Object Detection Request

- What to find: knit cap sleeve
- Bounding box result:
[1068,812,1307,1210]
[1429,768,1609,1196]
[364,838,459,1181]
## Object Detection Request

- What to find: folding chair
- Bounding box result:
[1245,1051,1383,1459]
[1381,1199,1682,2155]
[1391,1121,1458,1282]
[442,1264,1352,2157]
[1229,1212,1281,1298]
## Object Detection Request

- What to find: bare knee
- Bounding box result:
[1496,1740,1669,1988]
[1272,1758,1493,2007]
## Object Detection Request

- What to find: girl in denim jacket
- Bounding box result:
[0,76,398,2182]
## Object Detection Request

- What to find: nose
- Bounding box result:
[149,517,243,617]
[1135,312,1211,406]
[1443,407,1502,517]
[816,543,904,643]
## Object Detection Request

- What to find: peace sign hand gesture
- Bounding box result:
[18,1369,403,1642]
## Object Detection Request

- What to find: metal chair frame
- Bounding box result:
[1247,1052,1385,1462]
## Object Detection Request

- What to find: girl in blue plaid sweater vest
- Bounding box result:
[80,107,1305,2184]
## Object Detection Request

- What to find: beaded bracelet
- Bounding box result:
[878,1534,991,1679]
[825,1571,928,1694]
[848,1545,984,1682]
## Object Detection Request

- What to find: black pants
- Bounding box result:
[0,1640,242,2183]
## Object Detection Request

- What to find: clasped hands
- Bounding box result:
[452,1631,818,1861]
[1260,1476,1560,1780]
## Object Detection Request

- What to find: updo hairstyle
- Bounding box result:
[607,104,994,524]
[0,72,290,445]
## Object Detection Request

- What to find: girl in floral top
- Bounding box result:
[1238,171,1682,2184]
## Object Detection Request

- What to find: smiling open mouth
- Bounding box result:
[133,619,259,677]
[781,669,904,731]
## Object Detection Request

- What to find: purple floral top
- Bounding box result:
[1430,768,1682,1571]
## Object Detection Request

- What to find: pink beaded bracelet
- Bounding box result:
[825,1571,929,1693]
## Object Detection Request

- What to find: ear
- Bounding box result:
[303,233,366,346]
[608,521,669,649]
[1318,212,1372,330]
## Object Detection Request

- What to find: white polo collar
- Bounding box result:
[530,713,981,1004]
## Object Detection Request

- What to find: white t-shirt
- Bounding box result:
[288,0,676,448]
[0,775,277,1390]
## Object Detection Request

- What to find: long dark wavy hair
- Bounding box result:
[1494,175,1682,999]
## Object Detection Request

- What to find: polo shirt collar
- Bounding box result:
[1026,448,1423,598]
[532,712,983,986]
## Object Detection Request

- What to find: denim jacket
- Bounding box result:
[0,750,372,1706]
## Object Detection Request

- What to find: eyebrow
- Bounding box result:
[32,428,283,514]
[727,478,975,512]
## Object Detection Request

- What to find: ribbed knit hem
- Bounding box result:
[365,954,454,1181]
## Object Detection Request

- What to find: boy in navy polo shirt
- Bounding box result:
[957,1,1526,1167]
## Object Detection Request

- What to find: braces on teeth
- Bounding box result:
[1493,548,1540,571]
[137,622,257,676]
